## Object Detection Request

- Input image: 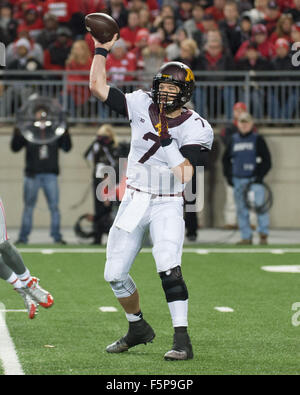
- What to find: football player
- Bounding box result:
[0,198,54,319]
[90,34,214,360]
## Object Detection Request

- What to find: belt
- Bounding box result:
[127,185,183,198]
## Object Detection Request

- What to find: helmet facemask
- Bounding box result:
[152,62,195,114]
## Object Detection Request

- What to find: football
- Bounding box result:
[85,13,120,44]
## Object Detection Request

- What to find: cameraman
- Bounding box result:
[11,106,72,244]
[222,112,272,245]
[84,124,119,245]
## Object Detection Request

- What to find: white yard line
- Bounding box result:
[17,247,300,254]
[0,303,25,375]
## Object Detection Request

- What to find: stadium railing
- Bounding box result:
[0,70,300,125]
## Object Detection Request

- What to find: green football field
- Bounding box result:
[0,245,300,376]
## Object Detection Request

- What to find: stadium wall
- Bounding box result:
[0,126,299,230]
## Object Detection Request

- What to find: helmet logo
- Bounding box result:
[185,68,194,82]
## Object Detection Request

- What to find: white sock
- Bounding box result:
[17,268,32,286]
[7,272,23,289]
[125,311,143,323]
[167,300,188,328]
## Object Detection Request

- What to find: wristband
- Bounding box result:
[95,47,108,57]
[162,139,185,169]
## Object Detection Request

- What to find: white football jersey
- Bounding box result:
[125,90,214,194]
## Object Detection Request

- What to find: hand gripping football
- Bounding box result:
[85,13,120,44]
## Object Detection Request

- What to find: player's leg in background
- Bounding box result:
[18,175,40,243]
[150,198,193,360]
[0,254,38,319]
[104,196,155,353]
[0,198,53,311]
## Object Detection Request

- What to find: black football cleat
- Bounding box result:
[106,318,155,353]
[164,331,194,361]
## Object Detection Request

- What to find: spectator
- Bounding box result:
[183,4,205,38]
[175,0,194,23]
[35,13,58,50]
[236,42,271,118]
[165,26,189,61]
[44,0,85,37]
[120,10,141,49]
[219,0,242,56]
[84,124,119,245]
[160,15,177,47]
[152,4,175,30]
[17,4,44,41]
[269,13,293,44]
[141,33,166,75]
[222,112,272,245]
[107,0,129,29]
[269,38,298,119]
[205,0,226,22]
[175,38,199,69]
[195,37,235,73]
[285,0,300,23]
[139,7,152,29]
[263,1,281,35]
[106,38,137,82]
[65,40,93,115]
[11,106,72,245]
[130,28,150,69]
[0,2,18,45]
[243,0,268,24]
[239,15,253,43]
[44,27,73,70]
[7,38,43,73]
[6,27,44,66]
[235,24,276,61]
[291,21,300,43]
[192,13,218,49]
[195,37,235,118]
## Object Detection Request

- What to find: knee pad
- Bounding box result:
[107,274,137,299]
[159,266,188,303]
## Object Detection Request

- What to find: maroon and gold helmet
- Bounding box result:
[152,61,195,112]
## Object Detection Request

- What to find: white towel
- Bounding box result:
[115,191,151,233]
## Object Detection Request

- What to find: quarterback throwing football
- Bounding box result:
[90,34,213,360]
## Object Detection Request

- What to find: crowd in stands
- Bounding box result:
[1,0,300,78]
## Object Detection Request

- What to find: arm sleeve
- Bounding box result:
[179,145,210,170]
[255,135,272,179]
[103,86,128,117]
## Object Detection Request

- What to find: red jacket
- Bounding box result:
[120,27,141,49]
[66,58,93,106]
[106,52,137,82]
[205,6,225,22]
[235,39,276,61]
